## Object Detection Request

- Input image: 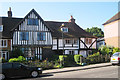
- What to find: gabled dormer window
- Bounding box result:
[61,27,68,32]
[0,25,3,32]
[27,19,39,25]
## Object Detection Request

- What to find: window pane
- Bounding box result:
[20,32,29,40]
[0,25,3,32]
[37,32,46,41]
[36,19,39,25]
[26,32,29,40]
[2,40,4,46]
[27,19,39,25]
[43,33,46,40]
[4,40,6,46]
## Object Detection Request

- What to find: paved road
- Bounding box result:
[41,66,118,78]
[15,65,119,80]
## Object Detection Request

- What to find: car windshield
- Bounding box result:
[112,52,120,57]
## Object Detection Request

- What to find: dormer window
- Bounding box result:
[61,27,68,32]
[27,19,39,25]
[0,25,3,32]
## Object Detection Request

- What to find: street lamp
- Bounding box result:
[61,23,65,66]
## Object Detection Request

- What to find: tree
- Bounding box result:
[85,27,104,37]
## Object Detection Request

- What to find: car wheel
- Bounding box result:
[0,74,5,80]
[31,71,38,78]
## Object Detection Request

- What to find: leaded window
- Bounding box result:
[37,32,46,41]
[20,32,29,40]
[27,19,39,25]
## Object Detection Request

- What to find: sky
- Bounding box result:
[0,1,119,31]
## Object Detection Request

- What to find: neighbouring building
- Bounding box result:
[0,7,97,60]
[97,38,105,49]
[103,11,120,48]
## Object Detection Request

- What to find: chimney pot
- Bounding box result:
[9,7,11,11]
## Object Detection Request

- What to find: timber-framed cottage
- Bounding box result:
[0,8,97,60]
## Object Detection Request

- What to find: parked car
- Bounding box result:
[0,62,42,80]
[111,52,120,65]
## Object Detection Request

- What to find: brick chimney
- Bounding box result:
[69,15,75,23]
[7,7,12,18]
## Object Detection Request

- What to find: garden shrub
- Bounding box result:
[48,55,59,61]
[17,56,26,62]
[9,56,26,62]
[86,52,100,64]
[9,58,19,62]
[59,55,67,61]
[1,57,7,63]
[112,47,120,54]
[99,45,113,55]
[74,55,83,64]
[36,60,54,69]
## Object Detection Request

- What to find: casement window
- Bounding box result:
[73,39,78,44]
[0,25,3,32]
[37,32,46,41]
[20,32,29,40]
[0,40,7,47]
[65,39,72,44]
[27,19,39,25]
[61,27,68,32]
[85,38,92,45]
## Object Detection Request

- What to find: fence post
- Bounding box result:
[105,54,108,62]
[80,56,82,64]
[101,54,103,62]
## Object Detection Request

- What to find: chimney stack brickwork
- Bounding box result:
[8,7,12,18]
[69,15,75,23]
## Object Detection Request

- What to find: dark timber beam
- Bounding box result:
[89,38,97,48]
[80,39,88,49]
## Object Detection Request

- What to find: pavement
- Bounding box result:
[43,62,112,74]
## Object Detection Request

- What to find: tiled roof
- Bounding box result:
[1,17,22,39]
[45,21,95,38]
[103,11,120,25]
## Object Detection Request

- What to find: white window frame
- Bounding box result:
[65,39,72,44]
[0,51,8,60]
[73,39,78,44]
[0,39,7,47]
[0,25,3,32]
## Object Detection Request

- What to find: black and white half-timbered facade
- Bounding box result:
[11,9,52,60]
[0,8,97,60]
[45,16,97,57]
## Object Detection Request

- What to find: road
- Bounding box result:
[15,65,119,80]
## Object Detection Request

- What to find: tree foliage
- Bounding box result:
[85,27,104,37]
